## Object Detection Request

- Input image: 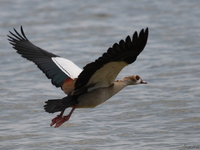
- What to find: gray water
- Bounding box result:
[0,0,200,150]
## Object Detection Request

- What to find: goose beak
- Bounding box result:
[141,80,147,84]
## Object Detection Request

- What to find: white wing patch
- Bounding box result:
[87,61,128,91]
[52,57,82,79]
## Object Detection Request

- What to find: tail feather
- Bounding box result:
[44,99,63,113]
[44,96,77,113]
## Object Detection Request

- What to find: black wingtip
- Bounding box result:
[20,26,28,40]
[146,27,149,34]
[140,27,148,35]
[7,26,27,41]
[145,27,149,35]
[144,27,149,43]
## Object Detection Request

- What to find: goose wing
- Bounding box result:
[74,28,148,94]
[8,26,82,88]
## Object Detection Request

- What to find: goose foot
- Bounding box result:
[50,105,76,128]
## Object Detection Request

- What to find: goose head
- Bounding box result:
[122,75,147,85]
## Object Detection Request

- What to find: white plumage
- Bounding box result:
[52,57,82,79]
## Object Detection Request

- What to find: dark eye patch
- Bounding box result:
[136,75,140,80]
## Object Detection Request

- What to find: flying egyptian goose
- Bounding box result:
[8,26,148,128]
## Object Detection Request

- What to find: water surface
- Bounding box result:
[0,0,200,150]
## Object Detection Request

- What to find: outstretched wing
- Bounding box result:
[74,28,148,93]
[7,26,82,88]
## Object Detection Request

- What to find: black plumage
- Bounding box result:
[44,95,78,113]
[7,26,68,87]
[74,28,148,90]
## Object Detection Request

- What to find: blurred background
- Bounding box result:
[0,0,200,150]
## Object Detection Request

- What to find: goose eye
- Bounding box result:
[135,75,140,80]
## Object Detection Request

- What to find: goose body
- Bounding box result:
[77,80,126,108]
[8,27,148,127]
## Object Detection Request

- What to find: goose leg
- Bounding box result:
[50,109,65,127]
[50,105,77,128]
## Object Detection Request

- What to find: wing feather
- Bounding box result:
[74,28,148,93]
[7,26,82,88]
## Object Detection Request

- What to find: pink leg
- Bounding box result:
[50,109,65,127]
[50,105,77,128]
